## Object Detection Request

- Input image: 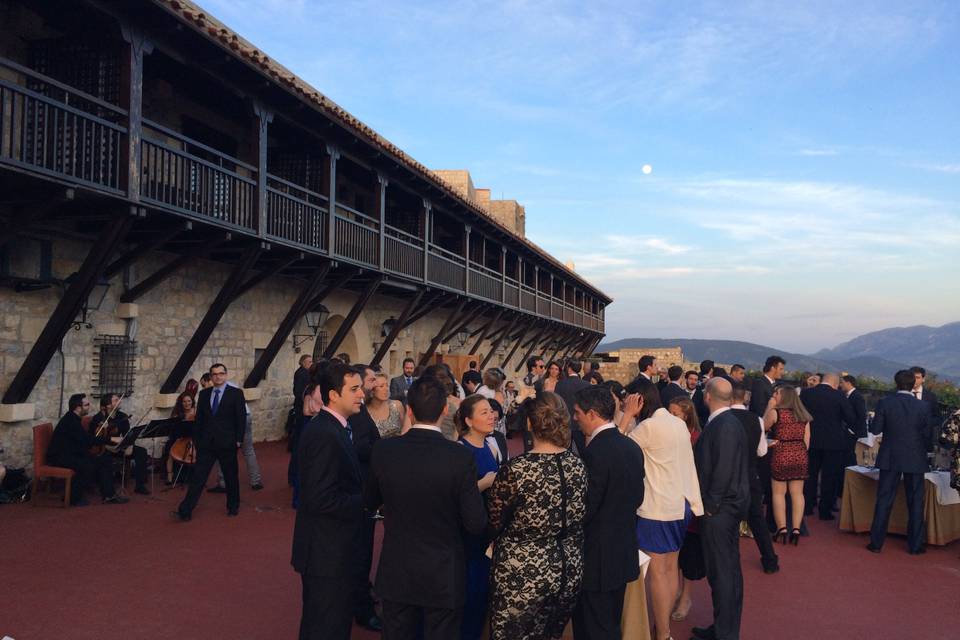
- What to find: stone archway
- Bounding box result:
[313,314,361,364]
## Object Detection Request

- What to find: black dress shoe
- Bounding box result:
[251,483,264,491]
[865,543,881,553]
[691,626,716,640]
[227,509,239,516]
[103,494,130,505]
[763,562,780,574]
[171,510,191,522]
[134,485,150,495]
[355,614,382,632]
[908,547,927,555]
[208,486,227,494]
[71,498,91,507]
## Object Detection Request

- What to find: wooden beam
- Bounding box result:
[0,189,74,251]
[480,313,519,370]
[306,268,356,311]
[403,291,448,329]
[442,301,483,342]
[468,309,503,355]
[548,329,578,363]
[485,313,518,345]
[120,235,229,303]
[103,226,182,279]
[418,297,467,367]
[322,276,383,359]
[230,253,302,301]
[500,322,532,370]
[243,262,332,388]
[561,332,587,361]
[159,245,263,393]
[3,211,133,404]
[371,288,425,366]
[515,322,550,373]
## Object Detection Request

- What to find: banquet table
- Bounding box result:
[562,551,651,640]
[839,466,960,546]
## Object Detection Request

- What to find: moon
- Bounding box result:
[642,164,653,175]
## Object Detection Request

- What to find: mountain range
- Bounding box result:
[598,321,960,382]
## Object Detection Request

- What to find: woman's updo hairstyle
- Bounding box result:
[527,391,571,448]
[454,394,490,436]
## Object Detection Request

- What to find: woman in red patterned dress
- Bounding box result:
[764,385,812,545]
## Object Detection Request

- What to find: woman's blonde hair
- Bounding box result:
[774,385,813,423]
[527,391,571,448]
[667,396,701,435]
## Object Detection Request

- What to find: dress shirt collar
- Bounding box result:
[640,372,652,381]
[410,424,442,433]
[706,406,731,425]
[587,422,617,445]
[322,406,348,428]
[764,375,776,386]
[731,403,747,410]
[845,387,856,397]
[913,387,923,399]
[898,390,916,397]
[212,382,227,392]
[671,381,684,389]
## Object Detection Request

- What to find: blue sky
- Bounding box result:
[202,0,960,353]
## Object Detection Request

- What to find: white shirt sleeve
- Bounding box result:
[757,417,768,457]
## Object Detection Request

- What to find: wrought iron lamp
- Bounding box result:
[293,304,329,352]
[71,276,111,330]
[455,327,471,348]
[381,317,397,338]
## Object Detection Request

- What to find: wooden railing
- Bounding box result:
[333,204,378,266]
[141,120,256,229]
[266,174,328,250]
[520,287,537,312]
[468,262,502,301]
[504,280,520,308]
[428,244,466,290]
[0,57,126,193]
[384,224,424,279]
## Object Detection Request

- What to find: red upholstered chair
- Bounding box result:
[32,422,75,508]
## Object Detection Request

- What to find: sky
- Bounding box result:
[201,0,960,353]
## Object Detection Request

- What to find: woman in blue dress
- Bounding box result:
[455,394,503,640]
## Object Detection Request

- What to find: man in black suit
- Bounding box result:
[47,393,129,506]
[867,369,933,555]
[693,378,750,640]
[800,373,856,520]
[175,363,247,521]
[624,354,658,396]
[293,354,312,414]
[911,366,941,448]
[389,357,416,403]
[290,363,366,640]
[348,364,383,632]
[660,365,688,407]
[839,374,868,480]
[748,355,785,417]
[554,359,591,452]
[365,376,487,639]
[571,386,645,640]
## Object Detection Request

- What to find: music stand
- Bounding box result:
[108,424,147,494]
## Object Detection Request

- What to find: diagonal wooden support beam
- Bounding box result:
[442,301,483,343]
[480,313,519,370]
[371,288,425,367]
[3,211,133,404]
[469,309,503,355]
[404,291,448,329]
[230,253,303,302]
[307,268,356,311]
[548,329,579,363]
[322,276,383,359]
[159,245,263,393]
[0,189,74,251]
[561,331,587,361]
[500,321,532,370]
[485,313,520,345]
[103,226,183,279]
[515,322,551,373]
[120,234,230,303]
[418,297,467,367]
[243,262,332,388]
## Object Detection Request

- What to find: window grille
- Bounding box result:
[311,330,329,361]
[92,334,136,398]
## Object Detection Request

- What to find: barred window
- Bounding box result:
[311,330,329,361]
[92,335,136,398]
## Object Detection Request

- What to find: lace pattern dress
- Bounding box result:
[488,451,587,640]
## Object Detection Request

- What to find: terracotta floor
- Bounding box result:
[1,440,957,640]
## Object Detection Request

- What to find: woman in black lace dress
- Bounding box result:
[488,392,587,640]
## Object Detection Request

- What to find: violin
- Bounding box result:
[90,393,126,455]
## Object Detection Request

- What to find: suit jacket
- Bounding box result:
[47,412,104,463]
[581,427,646,592]
[660,382,687,408]
[847,389,868,439]
[800,384,856,451]
[348,403,381,482]
[691,388,709,426]
[694,410,750,517]
[293,366,310,412]
[554,375,591,429]
[624,374,656,397]
[871,392,933,474]
[193,385,246,450]
[291,410,363,577]
[730,408,762,491]
[918,387,941,448]
[389,375,414,402]
[749,376,775,417]
[365,427,487,610]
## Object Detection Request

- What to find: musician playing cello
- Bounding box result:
[89,393,150,495]
[47,393,129,506]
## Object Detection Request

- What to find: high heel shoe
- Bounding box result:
[774,527,788,544]
[789,528,801,545]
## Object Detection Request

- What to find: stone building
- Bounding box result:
[0,0,610,468]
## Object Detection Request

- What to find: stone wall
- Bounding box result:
[0,236,541,468]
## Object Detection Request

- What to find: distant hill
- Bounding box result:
[597,337,916,381]
[814,322,960,378]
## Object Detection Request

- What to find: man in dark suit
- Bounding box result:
[175,363,247,520]
[389,357,416,403]
[748,355,785,417]
[839,374,868,481]
[365,376,487,639]
[911,366,941,448]
[293,354,312,414]
[624,354,658,397]
[693,378,750,640]
[867,369,933,555]
[47,393,128,506]
[800,373,856,520]
[659,365,688,407]
[554,359,591,452]
[348,364,383,632]
[571,386,645,640]
[290,363,365,640]
[684,370,708,425]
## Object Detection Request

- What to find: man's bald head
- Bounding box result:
[821,373,839,388]
[705,377,733,413]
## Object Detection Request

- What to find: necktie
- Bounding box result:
[212,388,221,415]
[345,424,353,443]
[406,377,412,385]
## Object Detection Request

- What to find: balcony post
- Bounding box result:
[325,144,340,256]
[421,199,431,283]
[377,173,388,270]
[119,25,154,201]
[534,265,540,313]
[501,247,507,304]
[549,273,554,319]
[463,225,471,293]
[253,103,273,239]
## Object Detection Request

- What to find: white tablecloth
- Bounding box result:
[847,466,960,506]
[857,433,881,448]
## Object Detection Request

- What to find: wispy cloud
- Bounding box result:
[912,162,960,174]
[798,148,840,156]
